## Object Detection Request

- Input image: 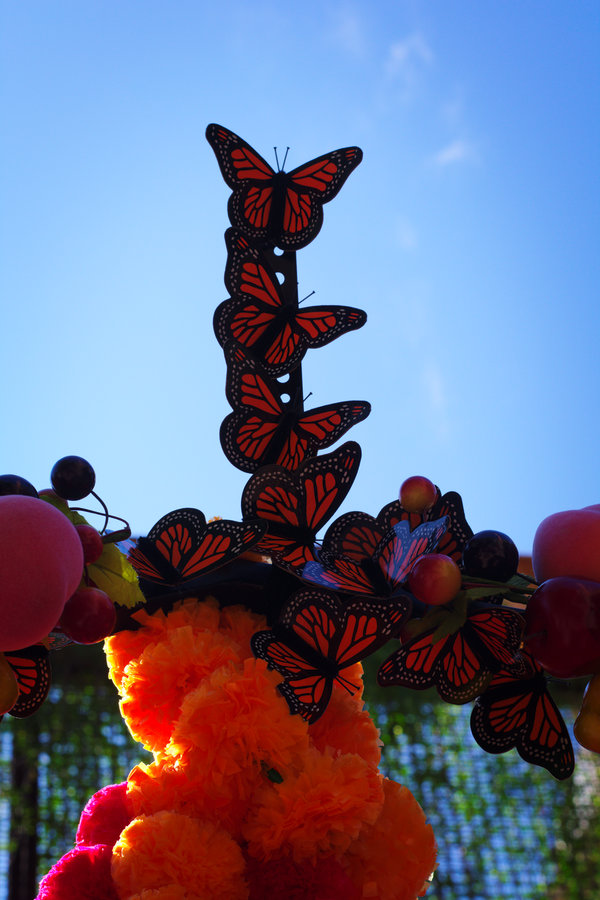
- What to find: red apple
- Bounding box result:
[58,586,116,644]
[408,553,462,606]
[399,476,437,513]
[532,506,600,583]
[524,576,600,678]
[0,495,84,650]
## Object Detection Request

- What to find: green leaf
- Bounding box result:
[87,542,145,609]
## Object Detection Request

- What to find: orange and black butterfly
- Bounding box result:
[221,343,370,473]
[214,230,366,375]
[252,588,407,723]
[377,605,525,704]
[4,645,51,718]
[206,124,363,250]
[128,508,266,594]
[241,442,361,571]
[470,650,575,780]
[302,517,448,598]
[379,489,473,564]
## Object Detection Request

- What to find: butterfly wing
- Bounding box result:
[206,124,276,243]
[321,511,386,561]
[378,616,493,704]
[129,508,265,586]
[466,608,525,672]
[6,645,51,717]
[278,147,363,250]
[242,442,362,569]
[470,653,575,780]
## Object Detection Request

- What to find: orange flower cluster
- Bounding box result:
[104,597,436,899]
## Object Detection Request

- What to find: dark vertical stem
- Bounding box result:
[8,717,39,900]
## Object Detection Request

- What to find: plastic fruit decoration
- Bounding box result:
[399,475,437,513]
[524,576,600,678]
[58,586,117,644]
[461,530,519,582]
[0,495,84,651]
[574,673,600,753]
[532,506,600,583]
[51,455,96,501]
[408,553,462,606]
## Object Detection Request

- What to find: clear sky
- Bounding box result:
[1,1,598,553]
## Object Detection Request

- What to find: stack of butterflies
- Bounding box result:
[125,123,574,781]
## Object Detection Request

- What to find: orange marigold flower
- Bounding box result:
[105,598,222,690]
[343,778,437,900]
[123,888,187,900]
[167,658,310,778]
[242,747,384,864]
[119,626,244,753]
[218,605,267,658]
[111,811,248,900]
[309,675,382,769]
[127,756,265,842]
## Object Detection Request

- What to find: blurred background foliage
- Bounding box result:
[1,643,599,900]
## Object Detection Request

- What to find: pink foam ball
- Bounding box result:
[0,495,84,651]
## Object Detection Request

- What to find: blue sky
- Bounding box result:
[1,1,598,553]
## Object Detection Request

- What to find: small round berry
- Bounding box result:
[58,587,116,644]
[76,524,104,564]
[0,474,38,498]
[399,476,437,513]
[51,456,96,501]
[408,553,462,606]
[462,530,519,582]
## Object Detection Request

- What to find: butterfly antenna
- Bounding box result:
[281,146,290,170]
[274,146,280,170]
[298,290,316,306]
[303,391,313,403]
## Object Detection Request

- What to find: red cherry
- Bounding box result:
[58,587,116,644]
[399,476,437,513]
[76,524,104,564]
[524,576,600,678]
[408,553,462,606]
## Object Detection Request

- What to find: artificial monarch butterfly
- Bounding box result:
[214,229,367,376]
[470,650,575,780]
[252,588,408,723]
[379,489,473,565]
[377,605,525,704]
[302,517,448,598]
[128,508,266,595]
[241,442,361,570]
[3,644,51,718]
[206,124,363,250]
[221,342,370,472]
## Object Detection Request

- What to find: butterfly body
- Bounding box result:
[207,125,363,250]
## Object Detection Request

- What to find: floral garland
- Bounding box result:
[37,597,436,899]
